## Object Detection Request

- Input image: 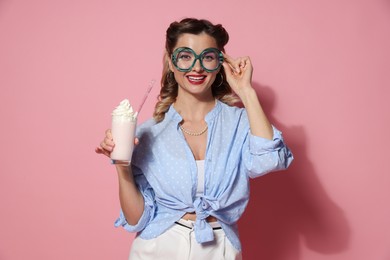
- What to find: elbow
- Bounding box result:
[248,151,293,178]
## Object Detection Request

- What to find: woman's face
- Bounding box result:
[169,32,220,98]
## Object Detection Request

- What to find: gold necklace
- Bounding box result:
[179,124,208,136]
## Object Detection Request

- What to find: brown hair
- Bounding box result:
[153,18,238,122]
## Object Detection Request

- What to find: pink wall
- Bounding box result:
[1,0,389,259]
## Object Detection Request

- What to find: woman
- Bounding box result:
[96,18,293,259]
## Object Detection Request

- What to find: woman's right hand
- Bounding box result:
[95,129,115,158]
[95,129,139,158]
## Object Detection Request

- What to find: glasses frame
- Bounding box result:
[171,47,224,73]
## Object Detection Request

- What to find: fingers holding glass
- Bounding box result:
[95,129,115,157]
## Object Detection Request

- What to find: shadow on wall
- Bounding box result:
[239,83,350,260]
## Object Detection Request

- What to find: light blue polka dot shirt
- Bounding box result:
[114,100,293,251]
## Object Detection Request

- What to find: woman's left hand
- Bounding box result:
[222,53,254,97]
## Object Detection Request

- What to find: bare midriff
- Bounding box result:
[182,212,218,222]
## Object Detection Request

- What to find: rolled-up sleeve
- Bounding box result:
[244,126,293,178]
[114,166,156,232]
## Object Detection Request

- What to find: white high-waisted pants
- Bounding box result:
[128,219,242,260]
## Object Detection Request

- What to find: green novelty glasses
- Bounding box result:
[171,47,224,72]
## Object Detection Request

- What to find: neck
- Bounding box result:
[174,94,215,122]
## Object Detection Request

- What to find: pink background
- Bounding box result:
[1,0,389,259]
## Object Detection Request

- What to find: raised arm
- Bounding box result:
[222,54,273,140]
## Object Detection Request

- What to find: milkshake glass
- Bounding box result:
[110,99,137,165]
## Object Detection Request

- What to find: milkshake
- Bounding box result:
[110,99,137,165]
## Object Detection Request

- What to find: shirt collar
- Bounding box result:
[165,104,183,125]
[165,99,222,125]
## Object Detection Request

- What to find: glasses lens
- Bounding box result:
[201,50,220,71]
[174,49,195,71]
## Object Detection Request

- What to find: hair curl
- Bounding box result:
[153,18,239,122]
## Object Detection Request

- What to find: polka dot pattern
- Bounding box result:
[114,101,293,251]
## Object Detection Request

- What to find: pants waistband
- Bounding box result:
[175,218,222,230]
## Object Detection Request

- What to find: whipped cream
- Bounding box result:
[112,99,137,121]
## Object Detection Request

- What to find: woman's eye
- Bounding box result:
[203,54,216,61]
[178,53,192,60]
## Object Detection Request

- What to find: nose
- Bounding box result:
[192,58,204,72]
